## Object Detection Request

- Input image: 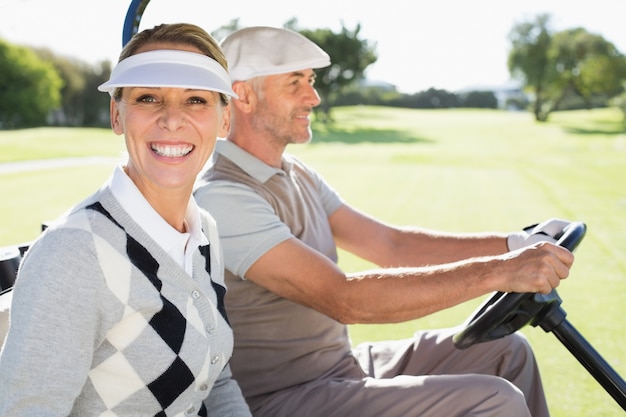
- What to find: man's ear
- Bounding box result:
[110,99,124,135]
[231,81,256,113]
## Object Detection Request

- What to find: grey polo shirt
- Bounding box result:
[196,140,344,277]
[195,140,358,407]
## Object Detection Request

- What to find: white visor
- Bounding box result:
[98,49,237,98]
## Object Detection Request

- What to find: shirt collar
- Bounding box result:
[213,139,294,182]
[109,166,208,271]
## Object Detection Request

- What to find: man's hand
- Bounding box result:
[496,242,575,294]
[506,218,574,251]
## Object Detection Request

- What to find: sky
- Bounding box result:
[0,0,624,94]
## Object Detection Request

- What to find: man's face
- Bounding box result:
[253,69,321,146]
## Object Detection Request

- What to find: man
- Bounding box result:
[194,26,574,417]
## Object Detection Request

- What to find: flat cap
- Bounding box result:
[220,26,331,82]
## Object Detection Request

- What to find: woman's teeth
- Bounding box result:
[151,143,193,157]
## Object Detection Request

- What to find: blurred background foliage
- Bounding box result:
[1,13,625,129]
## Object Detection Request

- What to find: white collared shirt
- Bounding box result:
[109,166,208,275]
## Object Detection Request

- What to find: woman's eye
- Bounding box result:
[188,96,207,105]
[137,95,157,103]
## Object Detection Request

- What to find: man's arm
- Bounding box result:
[245,229,573,325]
[196,180,573,326]
[328,204,509,267]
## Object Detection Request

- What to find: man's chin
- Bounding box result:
[290,133,313,145]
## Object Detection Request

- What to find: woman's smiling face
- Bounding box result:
[110,42,230,201]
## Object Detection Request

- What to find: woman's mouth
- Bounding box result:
[150,143,194,157]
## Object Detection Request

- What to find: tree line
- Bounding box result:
[0,40,112,129]
[1,13,625,129]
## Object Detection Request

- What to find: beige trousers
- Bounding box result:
[255,328,547,417]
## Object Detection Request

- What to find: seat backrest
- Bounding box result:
[0,288,11,348]
[0,246,24,348]
[0,246,22,292]
[1,241,35,348]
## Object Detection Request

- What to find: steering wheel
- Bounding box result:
[453,221,587,349]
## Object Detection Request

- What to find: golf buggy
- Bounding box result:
[1,0,624,413]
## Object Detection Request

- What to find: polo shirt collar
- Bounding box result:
[214,139,293,183]
[109,166,208,272]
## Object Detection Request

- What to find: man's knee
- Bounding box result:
[470,377,531,417]
[490,332,536,369]
[506,331,533,351]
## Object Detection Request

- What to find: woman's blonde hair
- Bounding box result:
[113,23,230,104]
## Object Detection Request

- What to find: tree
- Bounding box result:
[547,28,626,112]
[35,49,86,126]
[460,91,498,109]
[81,60,114,127]
[391,88,459,109]
[33,49,112,127]
[508,14,553,121]
[508,14,626,122]
[288,20,378,122]
[0,39,63,128]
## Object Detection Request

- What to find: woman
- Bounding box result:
[0,23,251,417]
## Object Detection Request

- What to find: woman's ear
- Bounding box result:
[218,103,231,137]
[110,99,124,135]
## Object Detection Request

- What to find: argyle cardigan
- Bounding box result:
[0,186,250,416]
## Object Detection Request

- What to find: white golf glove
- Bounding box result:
[506,218,573,251]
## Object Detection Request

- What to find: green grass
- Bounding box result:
[1,107,625,416]
[0,127,125,163]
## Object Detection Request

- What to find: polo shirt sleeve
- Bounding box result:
[305,163,344,217]
[194,181,293,279]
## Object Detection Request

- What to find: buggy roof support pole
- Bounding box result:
[552,318,626,411]
[122,0,152,46]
